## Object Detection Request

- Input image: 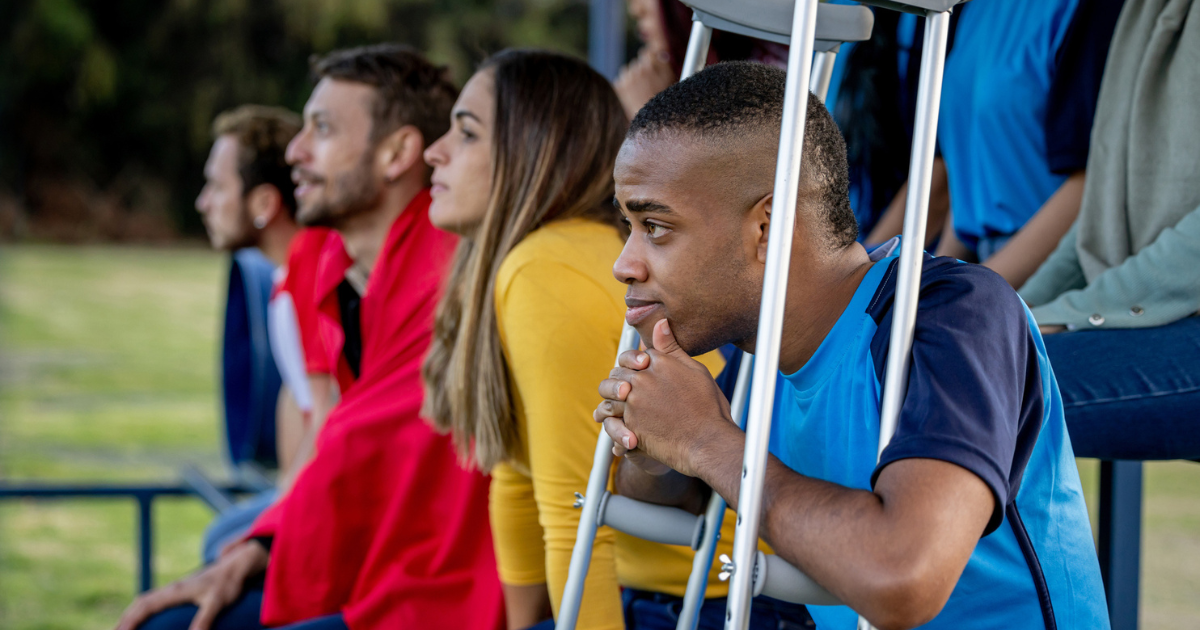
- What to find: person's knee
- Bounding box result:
[134,605,198,630]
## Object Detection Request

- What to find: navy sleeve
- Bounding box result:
[868,259,1045,535]
[1045,0,1126,174]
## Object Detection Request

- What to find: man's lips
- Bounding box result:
[292,169,324,198]
[624,297,661,326]
[294,182,321,199]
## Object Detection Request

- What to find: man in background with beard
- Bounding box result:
[118,45,504,630]
[194,105,338,564]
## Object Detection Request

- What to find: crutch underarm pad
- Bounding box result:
[686,2,874,49]
[597,492,706,550]
[753,551,843,606]
[858,0,967,15]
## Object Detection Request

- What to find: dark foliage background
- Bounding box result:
[0,0,601,241]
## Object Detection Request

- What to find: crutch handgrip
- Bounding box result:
[750,551,842,606]
[597,492,706,550]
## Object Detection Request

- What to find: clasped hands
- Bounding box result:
[594,318,740,479]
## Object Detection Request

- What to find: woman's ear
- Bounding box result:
[751,193,772,264]
[380,125,425,183]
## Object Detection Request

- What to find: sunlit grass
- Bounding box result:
[0,244,227,630]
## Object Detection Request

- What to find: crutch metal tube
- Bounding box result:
[557,323,640,630]
[809,50,838,104]
[556,21,713,629]
[857,10,950,630]
[677,355,755,630]
[876,8,950,459]
[723,1,821,628]
[681,19,714,77]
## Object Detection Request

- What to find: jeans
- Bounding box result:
[136,588,347,630]
[202,490,278,564]
[622,589,814,630]
[1043,315,1200,460]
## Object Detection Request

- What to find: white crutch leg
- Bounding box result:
[722,0,822,628]
[857,9,950,630]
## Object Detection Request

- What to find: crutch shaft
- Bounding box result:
[556,323,640,630]
[810,50,838,104]
[677,355,755,630]
[681,20,713,78]
[724,1,821,629]
[859,9,950,630]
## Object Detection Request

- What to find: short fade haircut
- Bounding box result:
[212,105,302,218]
[311,43,458,147]
[629,61,858,248]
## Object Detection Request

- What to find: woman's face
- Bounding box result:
[628,0,668,53]
[426,69,495,236]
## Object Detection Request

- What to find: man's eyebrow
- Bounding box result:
[453,109,482,123]
[623,199,675,215]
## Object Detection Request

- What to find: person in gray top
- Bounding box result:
[1020,0,1200,459]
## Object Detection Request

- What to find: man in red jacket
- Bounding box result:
[118,44,505,630]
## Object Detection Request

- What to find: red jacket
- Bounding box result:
[278,226,336,378]
[249,190,504,629]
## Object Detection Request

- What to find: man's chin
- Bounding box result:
[296,203,337,228]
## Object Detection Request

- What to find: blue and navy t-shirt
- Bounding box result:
[764,240,1108,629]
[938,0,1124,254]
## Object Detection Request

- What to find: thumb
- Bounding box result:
[651,319,688,358]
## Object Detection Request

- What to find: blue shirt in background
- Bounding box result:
[763,240,1108,629]
[938,0,1122,256]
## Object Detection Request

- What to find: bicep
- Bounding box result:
[875,458,995,554]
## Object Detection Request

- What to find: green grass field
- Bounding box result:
[0,244,1197,628]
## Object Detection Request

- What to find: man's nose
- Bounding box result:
[613,239,649,285]
[285,129,309,165]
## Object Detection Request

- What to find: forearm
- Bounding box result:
[613,457,709,515]
[689,426,976,630]
[933,209,971,260]
[985,171,1085,288]
[865,158,949,249]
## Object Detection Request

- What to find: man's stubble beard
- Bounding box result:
[297,154,383,229]
[209,201,258,252]
[672,260,762,358]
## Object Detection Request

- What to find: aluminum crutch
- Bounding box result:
[555,22,714,629]
[559,3,874,627]
[719,1,823,626]
[855,8,951,630]
[716,3,959,630]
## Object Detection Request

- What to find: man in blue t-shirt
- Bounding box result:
[595,61,1109,629]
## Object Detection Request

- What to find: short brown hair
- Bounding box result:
[212,105,302,218]
[311,43,458,147]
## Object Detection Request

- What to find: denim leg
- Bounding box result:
[201,490,279,564]
[136,589,264,630]
[1042,316,1200,460]
[623,589,813,630]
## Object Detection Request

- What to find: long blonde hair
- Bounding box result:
[422,49,629,471]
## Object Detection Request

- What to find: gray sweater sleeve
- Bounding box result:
[1027,204,1200,329]
[1018,223,1087,308]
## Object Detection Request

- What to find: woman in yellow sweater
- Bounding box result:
[420,50,768,630]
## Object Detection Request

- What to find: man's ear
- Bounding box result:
[751,193,772,264]
[246,184,283,228]
[379,125,426,183]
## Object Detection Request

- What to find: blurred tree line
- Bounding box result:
[0,0,597,241]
